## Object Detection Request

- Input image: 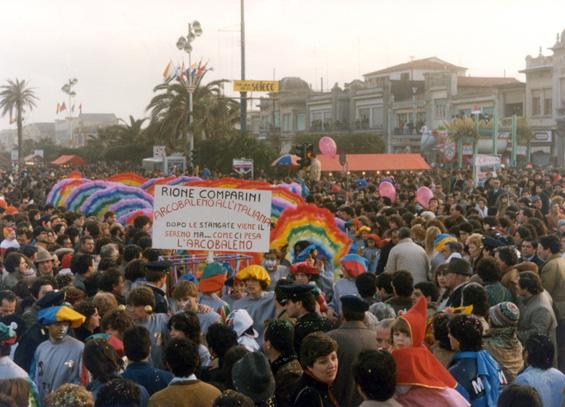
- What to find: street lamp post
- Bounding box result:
[177,20,203,155]
[61,78,78,146]
[240,0,247,134]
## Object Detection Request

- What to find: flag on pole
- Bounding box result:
[162,60,172,80]
[56,102,60,114]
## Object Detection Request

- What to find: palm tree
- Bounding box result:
[0,79,38,166]
[444,116,479,166]
[517,117,533,163]
[115,115,147,145]
[146,72,239,151]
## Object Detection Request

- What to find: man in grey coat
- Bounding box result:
[328,295,379,407]
[385,227,430,283]
[517,271,558,367]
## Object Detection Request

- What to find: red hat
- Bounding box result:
[61,253,73,269]
[290,262,320,277]
[5,206,18,215]
[392,297,457,389]
[366,234,381,244]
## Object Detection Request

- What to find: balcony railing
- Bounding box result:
[308,119,383,133]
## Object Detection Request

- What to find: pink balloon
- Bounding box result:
[379,181,396,202]
[319,136,337,158]
[416,186,434,208]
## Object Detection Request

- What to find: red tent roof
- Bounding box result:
[317,154,430,172]
[51,155,86,166]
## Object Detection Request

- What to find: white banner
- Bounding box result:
[153,145,166,158]
[152,185,272,252]
[474,154,501,167]
[232,158,253,176]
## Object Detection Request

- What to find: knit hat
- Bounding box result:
[0,322,16,345]
[434,233,457,252]
[340,254,368,277]
[61,253,73,269]
[226,309,258,338]
[236,265,271,287]
[232,352,276,402]
[489,301,520,327]
[0,315,25,342]
[198,262,227,293]
[38,305,86,328]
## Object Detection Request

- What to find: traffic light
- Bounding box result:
[190,149,199,167]
[294,143,312,168]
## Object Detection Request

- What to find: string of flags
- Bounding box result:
[162,59,210,83]
[56,102,82,114]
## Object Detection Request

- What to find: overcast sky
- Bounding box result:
[1,0,564,129]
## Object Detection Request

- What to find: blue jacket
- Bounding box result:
[122,361,173,395]
[449,350,507,407]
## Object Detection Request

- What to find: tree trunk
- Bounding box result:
[17,102,23,168]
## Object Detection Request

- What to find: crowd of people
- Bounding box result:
[0,163,565,406]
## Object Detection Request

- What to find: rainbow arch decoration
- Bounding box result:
[107,172,148,187]
[142,176,176,195]
[270,204,351,266]
[108,198,153,220]
[65,181,115,212]
[80,185,153,217]
[46,178,88,208]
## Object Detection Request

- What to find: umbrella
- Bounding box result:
[271,154,300,167]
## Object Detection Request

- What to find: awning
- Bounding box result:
[51,155,86,166]
[317,153,430,172]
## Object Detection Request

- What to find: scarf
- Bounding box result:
[484,327,517,349]
[452,350,502,406]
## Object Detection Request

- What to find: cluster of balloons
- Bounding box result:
[377,182,435,208]
[318,135,436,209]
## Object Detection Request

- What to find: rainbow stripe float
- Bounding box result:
[107,172,148,187]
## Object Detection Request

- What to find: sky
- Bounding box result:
[1,0,564,130]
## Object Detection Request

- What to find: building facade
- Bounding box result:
[256,57,530,159]
[521,30,565,165]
